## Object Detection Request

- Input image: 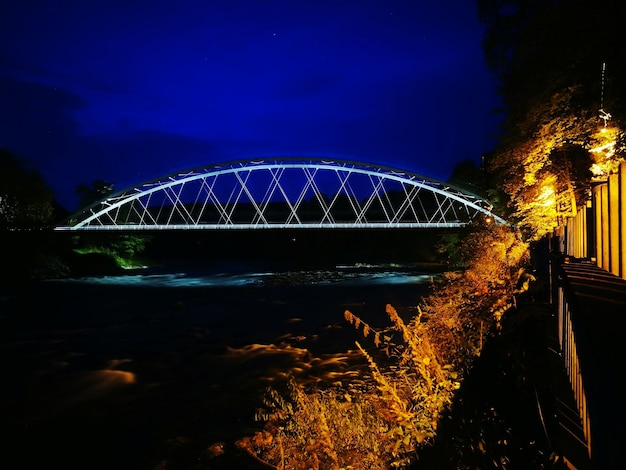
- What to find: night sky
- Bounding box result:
[1,1,502,211]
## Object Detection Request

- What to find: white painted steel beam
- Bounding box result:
[57,158,506,230]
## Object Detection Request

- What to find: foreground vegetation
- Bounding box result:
[478,0,626,237]
[235,1,626,466]
[236,223,532,469]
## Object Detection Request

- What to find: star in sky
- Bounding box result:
[0,0,502,210]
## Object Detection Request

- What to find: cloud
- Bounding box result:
[0,74,83,159]
[0,0,502,213]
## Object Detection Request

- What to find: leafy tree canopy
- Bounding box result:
[0,149,55,230]
[75,179,115,210]
[448,158,487,197]
[477,0,626,238]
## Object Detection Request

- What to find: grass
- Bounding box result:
[73,247,149,269]
[236,224,535,469]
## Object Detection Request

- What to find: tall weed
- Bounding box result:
[237,224,531,469]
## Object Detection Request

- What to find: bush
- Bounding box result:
[237,224,531,469]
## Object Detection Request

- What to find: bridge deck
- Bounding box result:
[555,259,626,469]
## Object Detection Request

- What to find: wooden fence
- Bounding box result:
[552,161,626,465]
[553,275,593,460]
[563,161,626,278]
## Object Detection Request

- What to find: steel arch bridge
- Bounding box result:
[56,158,505,231]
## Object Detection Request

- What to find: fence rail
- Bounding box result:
[563,161,626,279]
[552,162,626,467]
[552,269,592,459]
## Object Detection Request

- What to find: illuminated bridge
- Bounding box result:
[56,158,505,231]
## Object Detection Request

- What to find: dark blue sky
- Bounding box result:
[1,0,502,211]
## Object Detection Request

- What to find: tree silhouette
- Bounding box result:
[75,179,114,210]
[478,0,626,237]
[0,149,55,229]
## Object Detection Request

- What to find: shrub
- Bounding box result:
[237,224,531,469]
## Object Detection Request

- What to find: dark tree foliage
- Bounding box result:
[75,179,115,210]
[478,0,626,125]
[476,0,626,236]
[548,144,593,206]
[0,149,55,229]
[448,158,487,196]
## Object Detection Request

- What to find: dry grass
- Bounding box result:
[236,224,531,469]
[237,380,400,469]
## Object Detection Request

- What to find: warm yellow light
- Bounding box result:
[589,141,615,154]
[537,184,555,207]
[588,125,621,180]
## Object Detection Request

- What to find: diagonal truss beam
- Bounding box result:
[57,159,506,230]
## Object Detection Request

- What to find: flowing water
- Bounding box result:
[0,263,435,469]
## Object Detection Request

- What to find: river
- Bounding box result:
[0,262,436,469]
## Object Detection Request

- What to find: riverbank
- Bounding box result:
[0,230,128,283]
[3,229,568,468]
[0,266,436,469]
[416,295,588,469]
[1,265,586,468]
[2,227,452,284]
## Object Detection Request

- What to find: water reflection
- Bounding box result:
[2,265,433,469]
[222,343,366,386]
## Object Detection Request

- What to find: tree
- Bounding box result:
[477,0,626,238]
[448,158,486,196]
[0,149,55,229]
[75,179,115,210]
[236,223,533,469]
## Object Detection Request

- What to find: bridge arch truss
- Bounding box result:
[58,158,505,230]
